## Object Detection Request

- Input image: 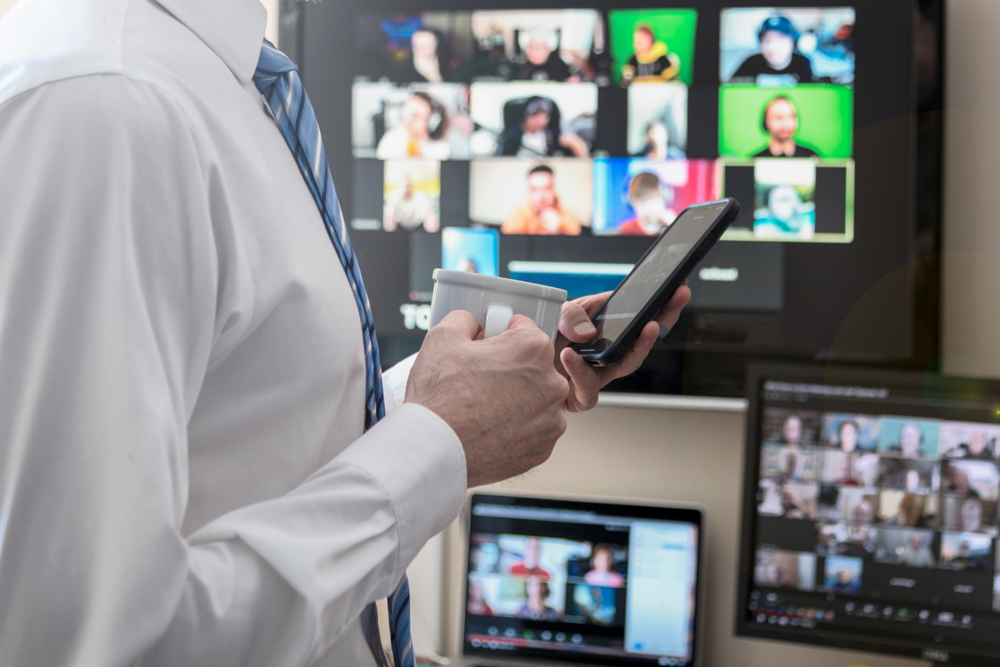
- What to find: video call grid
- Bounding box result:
[753,406,1000,615]
[351,6,857,255]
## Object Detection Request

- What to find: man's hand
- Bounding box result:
[554,285,691,412]
[405,311,570,488]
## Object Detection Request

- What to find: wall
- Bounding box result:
[940,0,1000,379]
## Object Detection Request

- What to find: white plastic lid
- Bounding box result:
[432,269,567,302]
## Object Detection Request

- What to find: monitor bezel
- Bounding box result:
[462,490,706,667]
[736,362,1000,666]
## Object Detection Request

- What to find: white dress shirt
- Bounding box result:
[0,1,467,666]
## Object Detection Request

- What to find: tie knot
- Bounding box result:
[253,40,297,95]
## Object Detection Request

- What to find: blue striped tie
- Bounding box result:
[253,41,413,667]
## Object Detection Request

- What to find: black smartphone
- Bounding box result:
[572,198,741,367]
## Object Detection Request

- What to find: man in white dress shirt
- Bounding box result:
[0,1,689,665]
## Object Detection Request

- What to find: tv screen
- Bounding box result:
[737,364,1000,666]
[288,0,943,397]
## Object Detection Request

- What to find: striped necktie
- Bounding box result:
[253,41,413,667]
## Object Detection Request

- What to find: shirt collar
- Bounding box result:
[157,0,267,85]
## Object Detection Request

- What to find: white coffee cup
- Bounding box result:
[429,269,568,341]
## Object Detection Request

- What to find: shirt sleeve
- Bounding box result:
[0,75,466,667]
[382,353,418,413]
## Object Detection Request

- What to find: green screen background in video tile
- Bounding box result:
[719,84,854,159]
[609,9,698,87]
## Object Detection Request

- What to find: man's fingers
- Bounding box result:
[558,301,597,342]
[560,347,601,412]
[577,292,611,317]
[650,284,692,330]
[434,310,484,341]
[504,313,546,334]
[603,321,660,383]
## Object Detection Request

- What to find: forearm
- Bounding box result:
[142,405,466,666]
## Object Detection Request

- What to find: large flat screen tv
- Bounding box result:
[284,0,943,397]
[738,363,1000,666]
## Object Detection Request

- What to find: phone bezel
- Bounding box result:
[574,198,741,367]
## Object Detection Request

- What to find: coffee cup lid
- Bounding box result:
[432,269,567,302]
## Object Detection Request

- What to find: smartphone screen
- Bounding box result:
[588,200,732,353]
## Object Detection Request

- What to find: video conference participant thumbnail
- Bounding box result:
[939,531,993,572]
[821,413,879,453]
[816,522,875,559]
[356,12,475,83]
[941,495,999,536]
[382,159,440,232]
[627,83,687,158]
[442,227,499,276]
[757,410,824,520]
[759,479,819,520]
[466,534,628,625]
[752,159,816,239]
[757,96,817,158]
[352,82,472,159]
[822,555,863,595]
[819,450,879,487]
[877,417,940,460]
[469,10,608,84]
[469,158,591,235]
[877,458,939,495]
[816,485,876,524]
[939,422,1000,460]
[719,85,853,160]
[720,8,856,86]
[722,160,852,242]
[876,490,938,528]
[469,82,596,157]
[875,527,938,568]
[942,459,1000,501]
[608,9,697,87]
[754,547,816,592]
[592,159,718,236]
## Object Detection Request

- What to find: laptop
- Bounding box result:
[456,492,705,667]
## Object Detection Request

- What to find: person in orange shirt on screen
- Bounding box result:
[618,172,678,236]
[501,164,582,235]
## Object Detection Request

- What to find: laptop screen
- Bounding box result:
[463,493,703,667]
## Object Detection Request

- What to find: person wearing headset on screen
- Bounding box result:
[731,15,815,85]
[498,96,588,158]
[754,96,819,158]
[376,91,451,159]
[517,26,580,83]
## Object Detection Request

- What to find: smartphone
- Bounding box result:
[571,198,741,367]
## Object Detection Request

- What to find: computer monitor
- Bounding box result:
[290,0,944,397]
[737,364,1000,666]
[463,492,704,667]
